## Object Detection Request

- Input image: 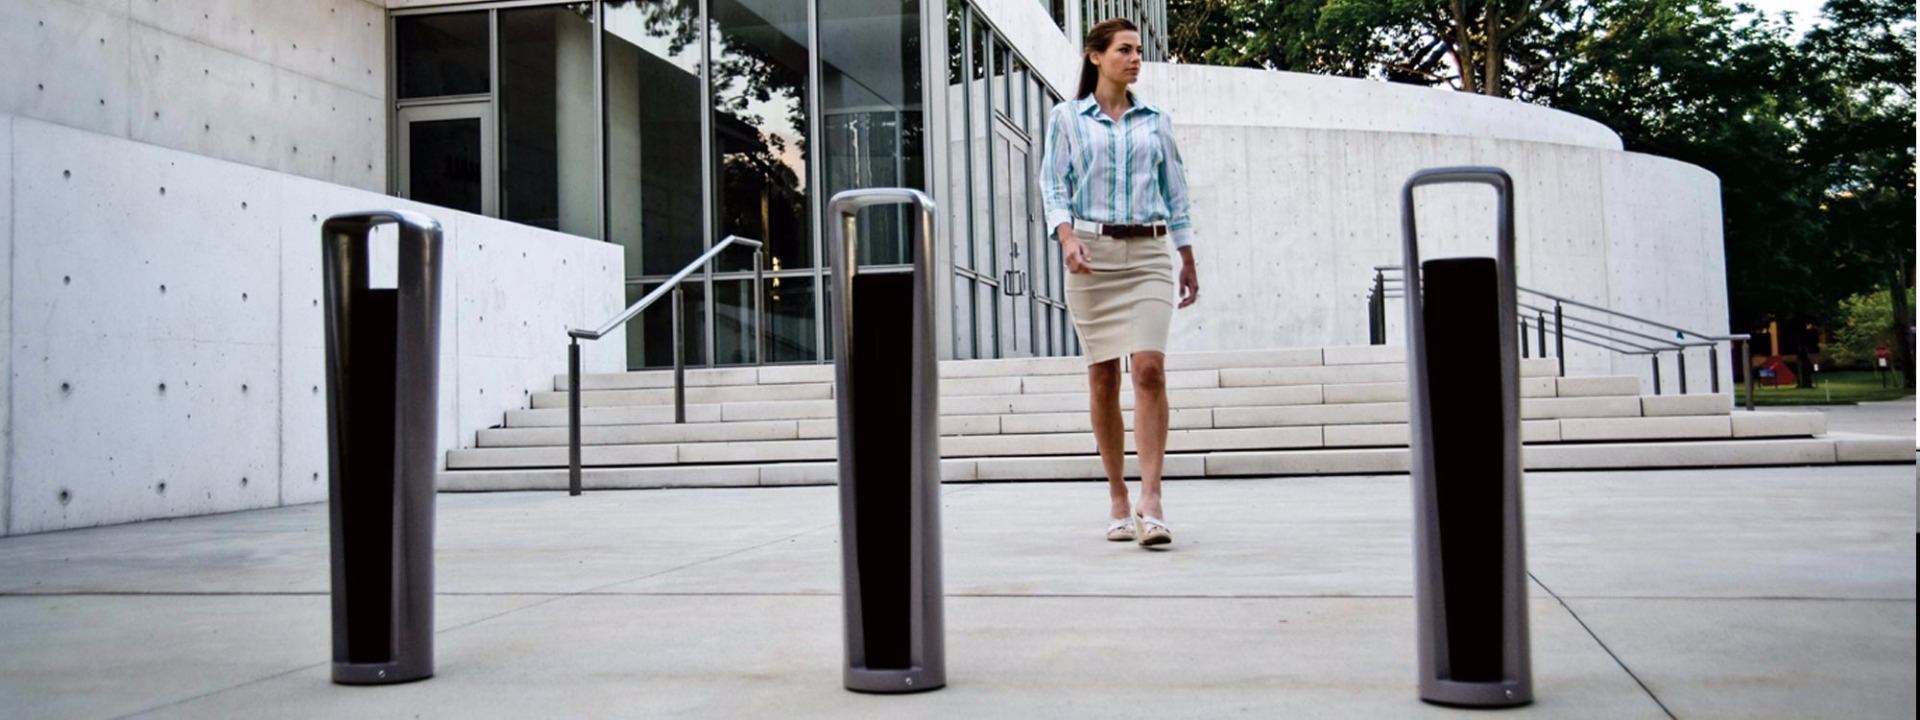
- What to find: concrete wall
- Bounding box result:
[1128,64,1732,394]
[0,0,387,193]
[2,115,624,537]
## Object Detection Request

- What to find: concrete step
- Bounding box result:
[452,412,1825,468]
[553,347,1560,391]
[477,403,1778,450]
[438,436,1911,491]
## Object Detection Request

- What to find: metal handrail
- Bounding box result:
[1368,265,1755,408]
[565,234,764,496]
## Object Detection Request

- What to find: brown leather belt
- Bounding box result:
[1101,223,1168,239]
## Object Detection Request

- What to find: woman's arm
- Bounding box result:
[1160,113,1198,306]
[1041,104,1091,272]
[1157,113,1195,251]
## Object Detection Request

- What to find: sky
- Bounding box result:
[1733,0,1831,34]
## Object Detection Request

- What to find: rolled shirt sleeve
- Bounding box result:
[1157,113,1196,249]
[1039,103,1077,234]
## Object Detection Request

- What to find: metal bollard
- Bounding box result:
[321,210,444,686]
[1400,168,1533,708]
[827,188,945,694]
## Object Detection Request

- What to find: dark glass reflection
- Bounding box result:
[397,12,490,98]
[716,276,815,364]
[408,118,483,214]
[945,0,972,272]
[499,4,599,237]
[604,0,705,277]
[711,0,811,273]
[820,0,924,268]
[629,281,708,369]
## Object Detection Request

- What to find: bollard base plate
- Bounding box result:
[1420,678,1531,708]
[845,667,945,694]
[333,661,433,686]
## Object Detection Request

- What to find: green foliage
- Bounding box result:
[1828,287,1914,367]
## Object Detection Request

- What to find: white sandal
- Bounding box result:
[1106,516,1136,542]
[1134,512,1172,547]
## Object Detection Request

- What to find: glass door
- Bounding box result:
[397,102,496,216]
[992,121,1035,357]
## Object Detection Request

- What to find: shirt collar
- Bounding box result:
[1076,94,1159,118]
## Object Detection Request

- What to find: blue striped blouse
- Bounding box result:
[1039,94,1196,249]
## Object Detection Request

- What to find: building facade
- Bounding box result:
[0,0,1730,535]
[382,0,1162,369]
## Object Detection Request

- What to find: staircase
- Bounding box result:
[439,345,1913,491]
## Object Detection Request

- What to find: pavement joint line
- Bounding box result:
[1531,571,1678,720]
[107,522,843,716]
[429,521,842,638]
[114,658,330,720]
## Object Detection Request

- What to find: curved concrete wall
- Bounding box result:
[1131,64,1732,393]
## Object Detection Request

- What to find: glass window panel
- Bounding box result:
[952,275,975,359]
[968,21,993,277]
[397,12,490,98]
[1009,57,1027,134]
[407,118,484,214]
[992,39,1010,120]
[628,281,708,370]
[711,0,812,273]
[714,275,815,364]
[977,282,999,358]
[945,1,972,272]
[604,0,706,277]
[821,0,922,268]
[498,5,599,238]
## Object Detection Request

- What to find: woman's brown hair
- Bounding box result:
[1077,18,1139,99]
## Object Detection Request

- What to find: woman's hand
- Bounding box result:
[1178,247,1198,308]
[1059,226,1093,274]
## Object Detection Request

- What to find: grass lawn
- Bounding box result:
[1736,369,1916,406]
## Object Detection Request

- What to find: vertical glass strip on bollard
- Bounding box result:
[827,188,946,694]
[1400,168,1532,707]
[322,210,444,686]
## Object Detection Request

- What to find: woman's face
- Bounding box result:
[1090,30,1143,87]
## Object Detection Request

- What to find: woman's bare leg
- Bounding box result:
[1130,351,1169,519]
[1087,359,1129,517]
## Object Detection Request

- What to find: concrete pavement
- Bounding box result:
[0,464,1912,719]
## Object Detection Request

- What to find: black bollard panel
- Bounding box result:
[828,189,946,694]
[1401,169,1533,708]
[322,210,444,686]
[1421,257,1507,683]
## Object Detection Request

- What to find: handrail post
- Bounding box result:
[1677,349,1688,394]
[1710,344,1721,394]
[1371,270,1386,345]
[755,249,767,366]
[1536,310,1546,360]
[569,338,582,496]
[1651,353,1662,395]
[1554,302,1565,377]
[1742,339,1755,411]
[672,285,686,424]
[1520,318,1531,358]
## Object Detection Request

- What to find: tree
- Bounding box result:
[1167,0,1573,94]
[1828,286,1914,370]
[1799,0,1916,388]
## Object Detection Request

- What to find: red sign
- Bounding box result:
[1875,346,1890,359]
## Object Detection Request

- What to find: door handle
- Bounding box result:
[1002,269,1026,297]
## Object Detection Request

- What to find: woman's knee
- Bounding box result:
[1130,353,1167,393]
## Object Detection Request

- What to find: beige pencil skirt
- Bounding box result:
[1063,227,1176,366]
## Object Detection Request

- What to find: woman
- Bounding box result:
[1039,18,1199,548]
